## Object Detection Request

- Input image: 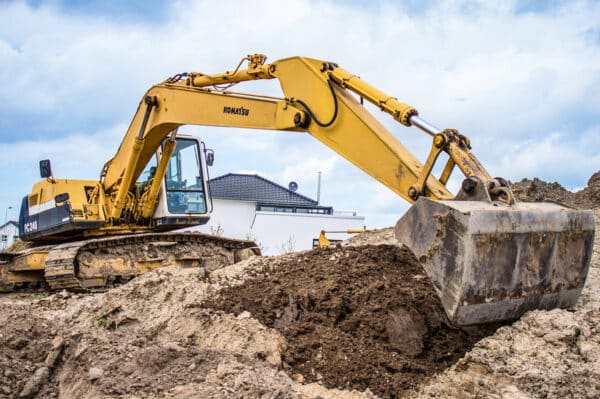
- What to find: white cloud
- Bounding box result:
[0,123,126,212]
[495,126,600,187]
[280,157,338,184]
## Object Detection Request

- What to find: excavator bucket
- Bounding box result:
[395,198,595,326]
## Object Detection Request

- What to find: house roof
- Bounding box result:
[208,173,318,206]
[0,221,18,230]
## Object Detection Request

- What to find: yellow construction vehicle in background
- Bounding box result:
[316,230,369,248]
[0,54,594,326]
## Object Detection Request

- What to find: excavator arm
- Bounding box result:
[103,54,500,223]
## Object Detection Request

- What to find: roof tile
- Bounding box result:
[208,174,318,206]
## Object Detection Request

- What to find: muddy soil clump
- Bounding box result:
[210,244,500,398]
[512,169,600,209]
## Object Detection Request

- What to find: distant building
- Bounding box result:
[190,173,365,255]
[0,221,19,251]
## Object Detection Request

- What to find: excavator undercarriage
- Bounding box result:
[0,233,260,292]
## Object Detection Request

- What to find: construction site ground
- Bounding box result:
[0,171,599,399]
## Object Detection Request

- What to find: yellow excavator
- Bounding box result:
[0,54,594,326]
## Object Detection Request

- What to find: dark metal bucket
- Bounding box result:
[395,198,595,326]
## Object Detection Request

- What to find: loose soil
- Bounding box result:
[512,170,600,209]
[208,245,501,398]
[0,259,378,399]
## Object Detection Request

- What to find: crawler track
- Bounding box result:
[0,232,260,292]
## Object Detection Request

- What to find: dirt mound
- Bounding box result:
[512,169,600,209]
[576,170,600,208]
[417,308,600,398]
[511,178,576,204]
[209,244,500,398]
[5,239,36,253]
[0,262,375,399]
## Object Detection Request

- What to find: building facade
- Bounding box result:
[189,174,365,255]
[0,221,19,251]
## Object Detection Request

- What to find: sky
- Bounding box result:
[0,0,599,228]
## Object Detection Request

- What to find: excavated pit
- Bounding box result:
[209,244,501,398]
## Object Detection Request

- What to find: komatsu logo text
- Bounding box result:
[223,106,250,116]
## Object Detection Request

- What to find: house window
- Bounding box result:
[1,235,6,242]
[256,204,333,215]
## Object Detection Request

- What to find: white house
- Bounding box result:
[190,173,365,255]
[0,221,19,251]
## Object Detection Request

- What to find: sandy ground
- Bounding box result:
[0,256,379,399]
[0,210,597,399]
[0,173,598,398]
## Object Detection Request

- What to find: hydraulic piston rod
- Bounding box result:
[409,115,440,137]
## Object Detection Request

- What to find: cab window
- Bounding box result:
[165,139,207,214]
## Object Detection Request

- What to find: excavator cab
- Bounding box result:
[18,134,213,242]
[147,135,213,229]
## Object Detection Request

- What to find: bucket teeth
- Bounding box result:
[395,198,595,326]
